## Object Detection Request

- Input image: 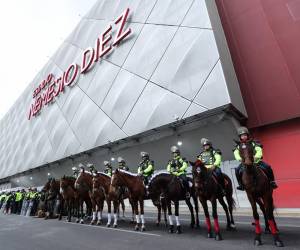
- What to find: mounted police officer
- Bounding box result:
[117,157,129,171]
[234,126,278,190]
[72,166,80,178]
[87,163,97,174]
[198,138,226,195]
[104,161,113,177]
[167,146,190,198]
[137,152,154,186]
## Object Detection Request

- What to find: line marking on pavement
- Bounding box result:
[62,221,161,237]
[144,216,300,228]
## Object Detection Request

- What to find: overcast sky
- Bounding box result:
[0,0,97,120]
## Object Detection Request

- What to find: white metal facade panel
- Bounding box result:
[0,0,246,179]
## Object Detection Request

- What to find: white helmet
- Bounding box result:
[117,157,125,163]
[171,146,180,153]
[104,161,111,166]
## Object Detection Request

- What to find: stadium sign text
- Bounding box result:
[28,8,132,120]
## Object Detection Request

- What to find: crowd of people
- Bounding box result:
[0,187,41,216]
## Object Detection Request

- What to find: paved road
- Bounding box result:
[0,212,299,250]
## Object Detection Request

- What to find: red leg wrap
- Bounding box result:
[254,219,262,234]
[268,220,277,235]
[205,217,211,232]
[214,218,220,233]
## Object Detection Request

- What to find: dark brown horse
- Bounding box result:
[92,172,134,227]
[147,172,199,234]
[74,169,96,224]
[45,178,62,220]
[191,160,236,240]
[111,169,147,231]
[237,140,283,247]
[60,176,79,222]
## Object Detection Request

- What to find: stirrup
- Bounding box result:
[237,185,244,191]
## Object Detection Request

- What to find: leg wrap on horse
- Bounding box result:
[254,219,262,234]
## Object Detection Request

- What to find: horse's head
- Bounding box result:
[111,169,123,188]
[237,140,255,167]
[191,159,206,188]
[41,178,52,193]
[74,168,92,192]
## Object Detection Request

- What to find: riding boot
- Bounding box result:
[268,169,278,189]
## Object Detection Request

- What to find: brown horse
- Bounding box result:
[92,172,134,227]
[191,160,236,240]
[237,140,283,247]
[45,178,62,220]
[74,169,97,224]
[60,176,79,222]
[148,172,199,234]
[111,169,147,231]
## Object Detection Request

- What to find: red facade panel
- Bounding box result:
[252,118,300,207]
[216,0,300,128]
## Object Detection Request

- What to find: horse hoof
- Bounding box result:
[113,224,117,228]
[254,240,262,246]
[207,231,213,238]
[275,240,284,247]
[80,220,84,224]
[106,224,111,228]
[190,223,195,229]
[168,225,174,234]
[215,233,223,241]
[96,220,102,225]
[156,222,160,227]
[135,225,139,231]
[141,227,146,232]
[176,226,182,234]
[90,220,95,225]
[227,224,237,231]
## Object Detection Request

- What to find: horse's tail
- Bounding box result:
[223,174,236,210]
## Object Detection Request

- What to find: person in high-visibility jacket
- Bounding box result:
[167,146,190,198]
[234,126,278,190]
[104,161,113,177]
[197,138,226,195]
[137,152,154,186]
[15,190,23,214]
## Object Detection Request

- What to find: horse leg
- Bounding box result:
[90,198,97,225]
[247,193,262,246]
[174,201,182,234]
[121,199,125,219]
[133,200,140,231]
[162,198,168,227]
[58,198,63,221]
[263,194,284,247]
[225,192,236,230]
[256,198,270,234]
[200,198,213,238]
[130,199,135,224]
[80,201,84,224]
[97,199,104,225]
[185,197,195,228]
[211,198,222,241]
[218,196,232,231]
[167,200,174,233]
[106,199,112,227]
[156,203,161,226]
[113,200,119,228]
[140,200,145,231]
[192,194,200,228]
